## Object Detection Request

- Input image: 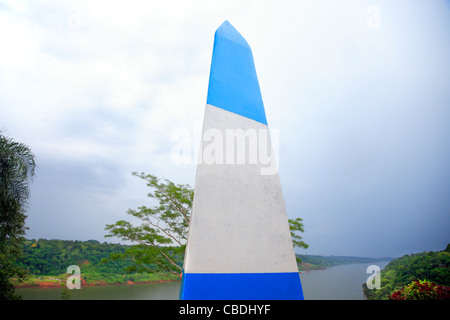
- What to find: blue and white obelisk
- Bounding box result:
[179,21,304,300]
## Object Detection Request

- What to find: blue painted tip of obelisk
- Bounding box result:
[206,21,268,125]
[215,20,250,49]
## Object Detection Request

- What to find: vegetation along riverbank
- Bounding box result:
[363,244,450,300]
[13,239,179,288]
[15,238,450,301]
[13,238,391,289]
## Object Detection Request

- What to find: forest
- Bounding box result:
[363,244,450,300]
[15,239,181,286]
[16,238,449,299]
[15,238,389,286]
[19,239,130,275]
[19,239,383,277]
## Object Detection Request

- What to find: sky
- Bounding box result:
[1,0,449,258]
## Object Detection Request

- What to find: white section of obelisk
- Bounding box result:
[183,104,298,274]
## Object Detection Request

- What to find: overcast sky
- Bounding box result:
[1,0,449,258]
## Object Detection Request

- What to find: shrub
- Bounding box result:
[388,279,450,300]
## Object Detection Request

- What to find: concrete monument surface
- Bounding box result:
[179,20,304,300]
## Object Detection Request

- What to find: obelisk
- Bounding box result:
[179,20,304,300]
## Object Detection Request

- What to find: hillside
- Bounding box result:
[15,238,398,288]
[363,244,450,300]
[19,239,131,275]
[296,254,391,272]
[15,239,180,287]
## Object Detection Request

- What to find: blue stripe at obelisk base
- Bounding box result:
[180,272,304,300]
[206,20,268,125]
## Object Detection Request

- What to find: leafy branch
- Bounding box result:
[104,172,308,275]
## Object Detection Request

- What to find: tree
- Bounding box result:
[288,217,309,263]
[0,132,36,300]
[104,171,308,275]
[104,172,192,276]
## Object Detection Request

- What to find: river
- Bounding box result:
[16,261,390,300]
[300,260,390,300]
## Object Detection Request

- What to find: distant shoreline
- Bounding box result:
[15,262,381,289]
[16,267,329,289]
[15,277,180,289]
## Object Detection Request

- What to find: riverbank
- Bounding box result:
[16,262,394,300]
[300,261,392,300]
[13,273,180,289]
[14,258,380,289]
[14,267,332,289]
[297,254,391,272]
[15,278,180,289]
[363,245,450,300]
[299,262,327,272]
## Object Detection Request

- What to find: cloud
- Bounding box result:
[0,0,448,257]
